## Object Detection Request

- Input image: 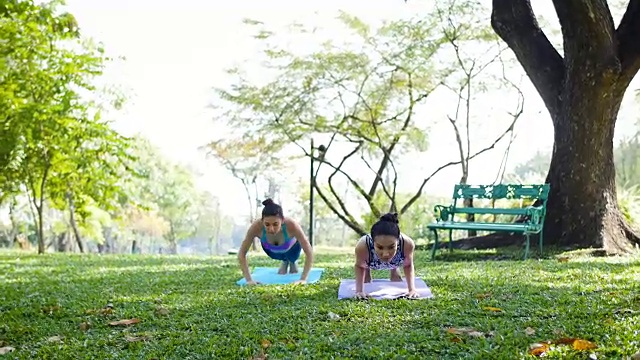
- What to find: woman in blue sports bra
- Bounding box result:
[353,212,418,299]
[237,199,314,286]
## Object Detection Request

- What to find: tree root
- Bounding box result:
[603,213,640,255]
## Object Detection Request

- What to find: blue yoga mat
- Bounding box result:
[236,267,325,285]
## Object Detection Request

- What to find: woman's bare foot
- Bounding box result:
[278,261,289,274]
[289,261,298,274]
[389,268,403,282]
[364,268,372,283]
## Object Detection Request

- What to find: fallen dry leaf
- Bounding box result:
[572,339,597,351]
[261,339,271,349]
[631,352,640,360]
[525,327,536,336]
[614,308,637,315]
[125,335,149,342]
[557,256,570,262]
[447,327,474,335]
[483,306,503,312]
[109,318,141,326]
[47,335,63,343]
[554,337,578,345]
[529,342,550,356]
[251,352,267,360]
[475,292,492,299]
[0,346,15,355]
[41,305,61,314]
[449,336,462,343]
[85,305,114,315]
[446,327,487,338]
[155,306,169,316]
[79,322,91,331]
[528,337,597,356]
[99,307,114,315]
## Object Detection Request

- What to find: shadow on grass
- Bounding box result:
[418,243,631,264]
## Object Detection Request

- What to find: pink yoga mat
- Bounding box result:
[338,278,434,300]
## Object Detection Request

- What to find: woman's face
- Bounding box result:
[373,235,398,261]
[262,216,282,235]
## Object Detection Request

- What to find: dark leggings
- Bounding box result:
[261,241,302,262]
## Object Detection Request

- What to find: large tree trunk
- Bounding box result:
[491,0,640,254]
[544,81,639,252]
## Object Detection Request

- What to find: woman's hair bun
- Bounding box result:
[262,198,275,206]
[380,212,399,224]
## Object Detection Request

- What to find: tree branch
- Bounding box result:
[399,111,520,215]
[551,0,617,69]
[361,154,394,207]
[491,0,565,116]
[326,141,379,222]
[616,0,640,86]
[313,181,365,236]
[367,71,425,198]
[389,155,399,212]
[493,54,525,185]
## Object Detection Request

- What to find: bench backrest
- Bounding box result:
[445,184,550,224]
[452,184,550,201]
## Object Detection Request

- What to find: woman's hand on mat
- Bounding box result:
[404,289,419,299]
[292,279,306,285]
[246,280,261,286]
[354,291,369,300]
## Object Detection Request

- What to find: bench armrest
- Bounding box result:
[525,205,545,225]
[433,205,453,222]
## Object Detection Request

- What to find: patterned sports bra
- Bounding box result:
[365,234,405,270]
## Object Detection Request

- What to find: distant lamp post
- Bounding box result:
[309,139,326,247]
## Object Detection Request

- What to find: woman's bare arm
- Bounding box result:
[354,237,369,293]
[237,220,262,282]
[285,217,314,281]
[401,233,416,291]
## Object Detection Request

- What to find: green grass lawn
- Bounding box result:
[1,248,639,359]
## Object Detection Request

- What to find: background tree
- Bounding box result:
[205,138,284,222]
[211,3,520,236]
[0,0,133,253]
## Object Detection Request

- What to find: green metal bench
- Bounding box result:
[427,184,550,260]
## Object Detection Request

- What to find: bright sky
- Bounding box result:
[63,0,639,220]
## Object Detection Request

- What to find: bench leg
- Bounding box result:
[538,231,543,256]
[430,229,439,261]
[523,233,530,260]
[448,230,453,252]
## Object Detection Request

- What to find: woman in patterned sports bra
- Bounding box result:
[353,212,418,299]
[238,199,314,286]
